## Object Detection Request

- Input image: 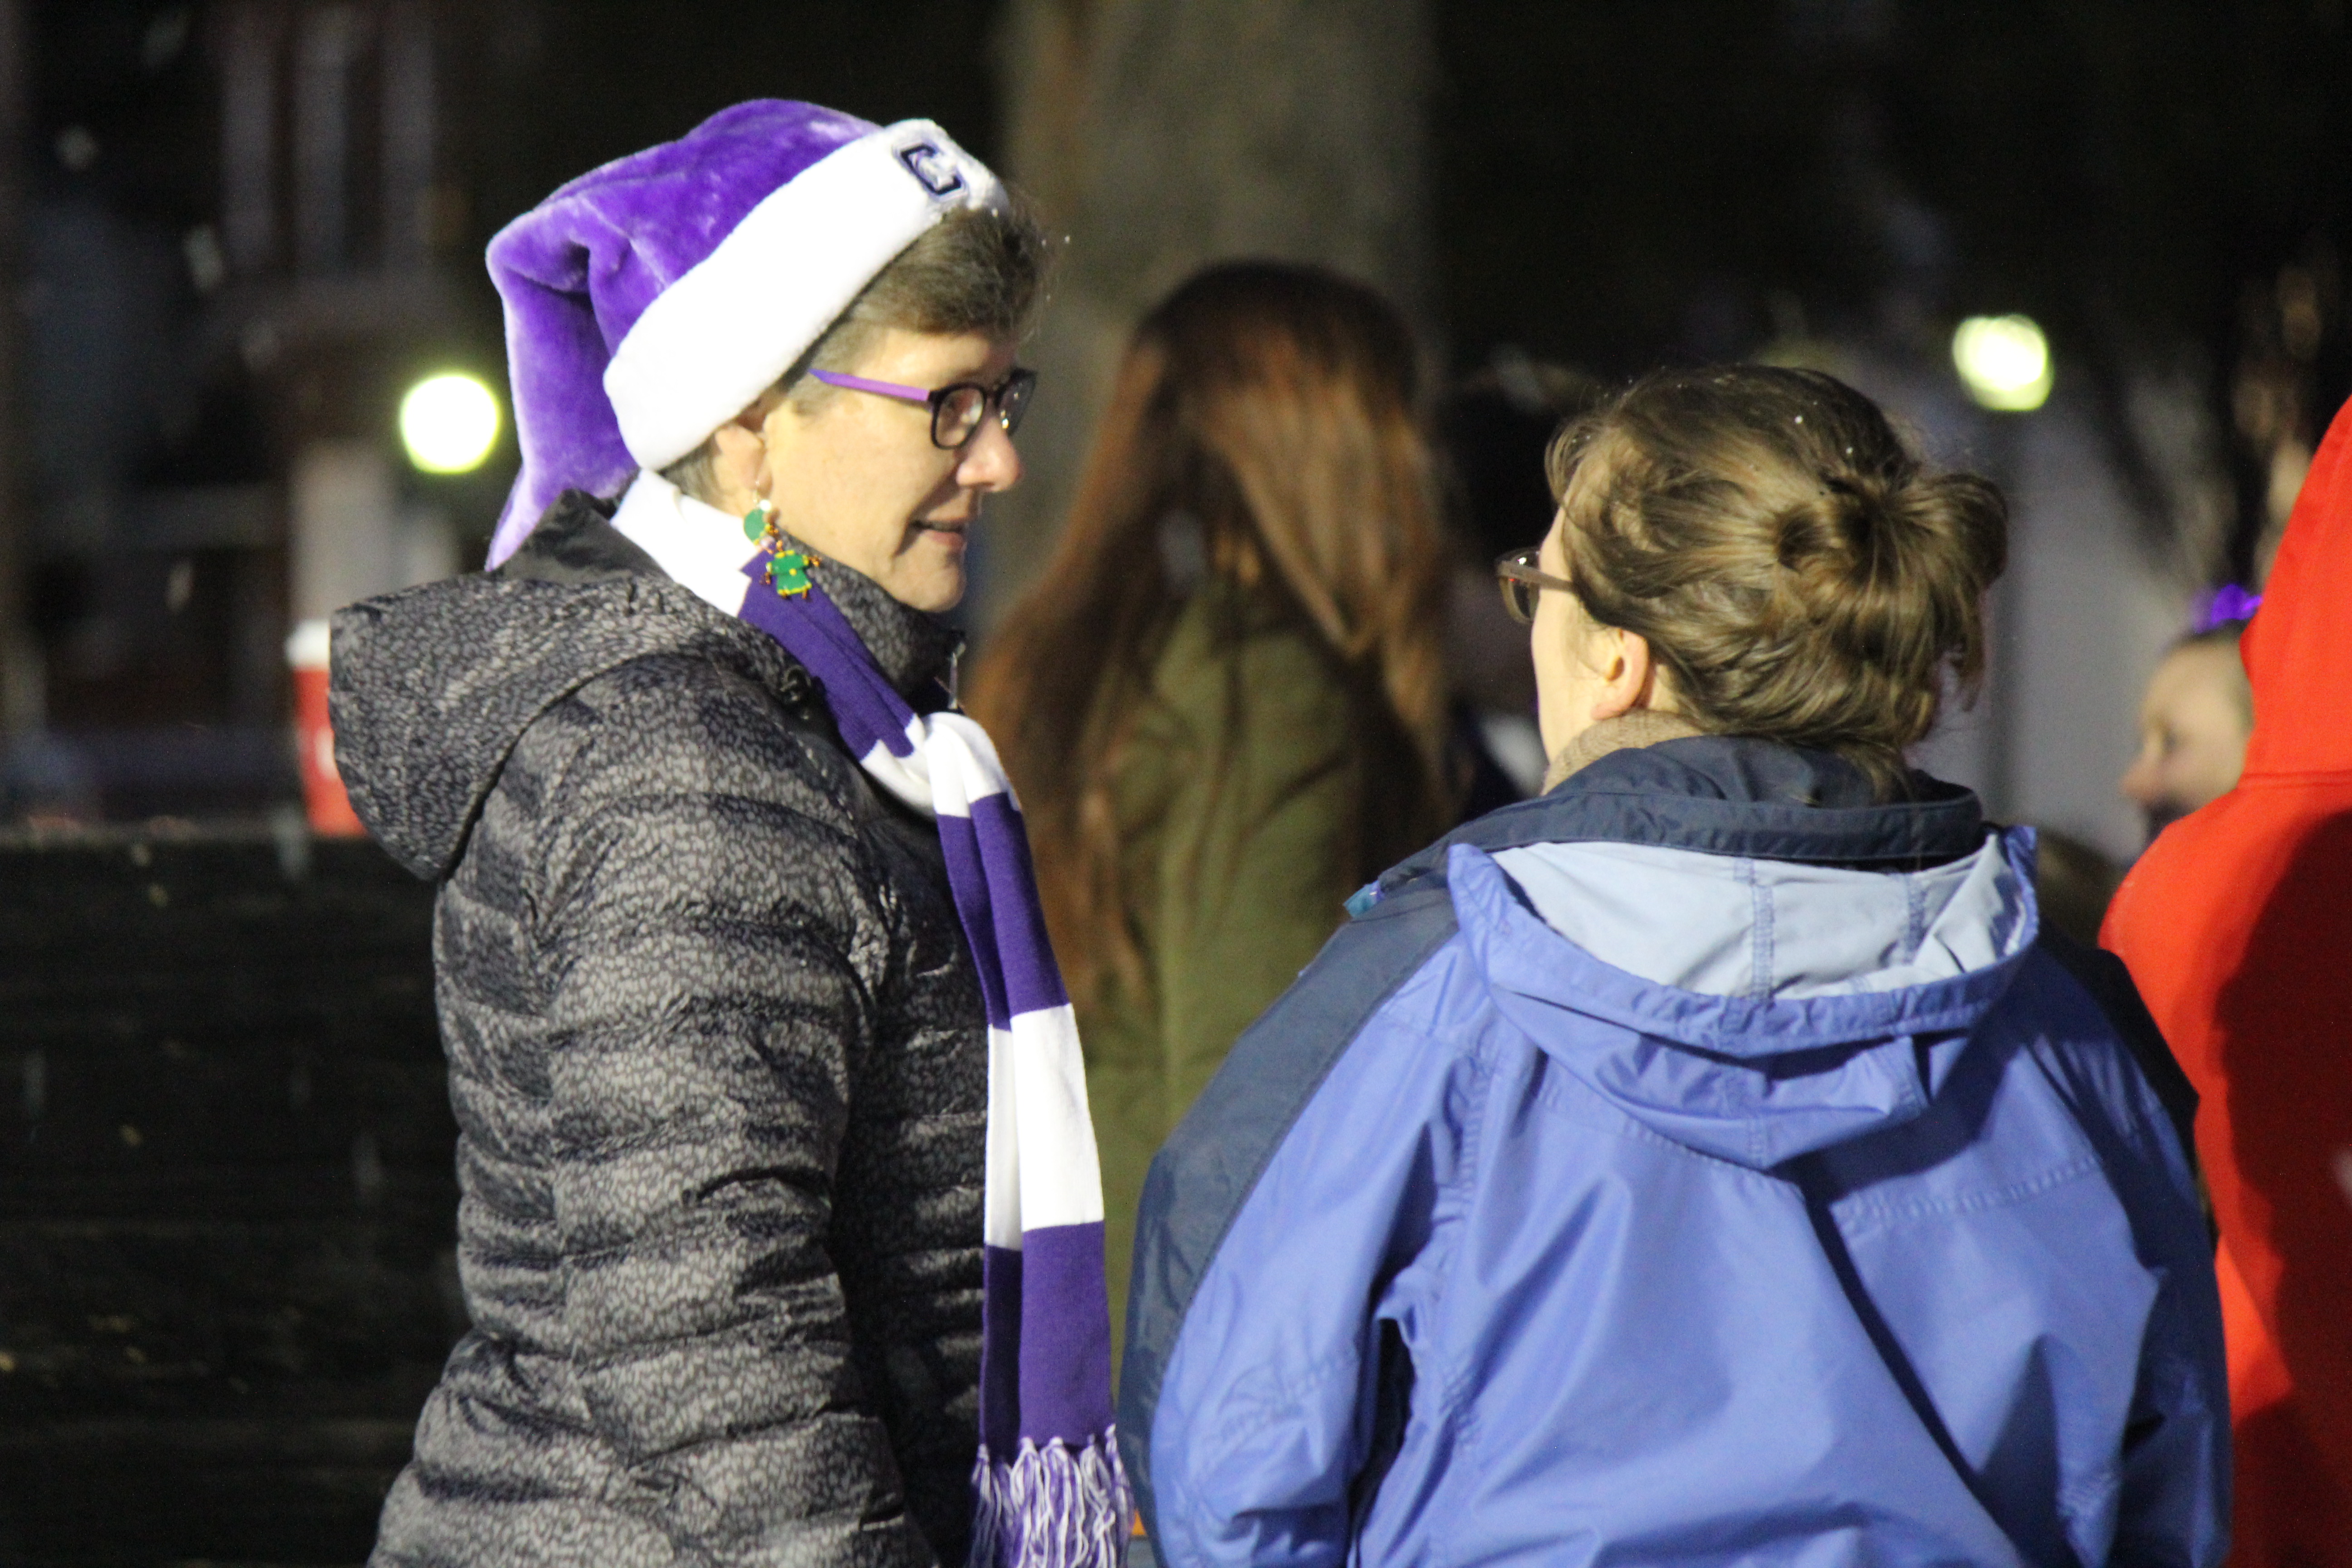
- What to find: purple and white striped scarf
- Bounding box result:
[736,573,1127,1568]
[601,473,1125,1568]
[608,473,1126,1564]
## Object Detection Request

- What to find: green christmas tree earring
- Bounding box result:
[743,500,815,598]
[764,547,815,598]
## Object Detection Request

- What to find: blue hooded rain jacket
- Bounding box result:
[1121,738,2227,1568]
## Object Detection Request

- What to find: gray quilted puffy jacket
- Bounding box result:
[332,493,985,1568]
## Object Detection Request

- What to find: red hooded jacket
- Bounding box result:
[2105,397,2352,1564]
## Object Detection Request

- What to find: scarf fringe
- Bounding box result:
[968,1431,1131,1568]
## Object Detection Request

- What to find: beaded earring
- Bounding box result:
[742,499,817,598]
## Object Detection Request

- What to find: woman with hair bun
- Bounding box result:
[1122,365,2229,1565]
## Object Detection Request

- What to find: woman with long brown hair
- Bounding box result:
[970,261,1453,1352]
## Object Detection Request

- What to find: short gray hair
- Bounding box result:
[661,199,1053,502]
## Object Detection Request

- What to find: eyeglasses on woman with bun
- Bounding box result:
[1495,546,1579,625]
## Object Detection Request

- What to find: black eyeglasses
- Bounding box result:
[1495,547,1578,624]
[808,366,1039,449]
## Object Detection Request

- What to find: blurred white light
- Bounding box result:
[400,372,501,473]
[1951,315,2053,412]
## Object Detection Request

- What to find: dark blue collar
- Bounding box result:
[1360,736,1985,911]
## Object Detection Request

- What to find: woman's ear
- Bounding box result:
[1587,626,1661,722]
[704,419,768,517]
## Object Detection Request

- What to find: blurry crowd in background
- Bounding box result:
[0,0,2345,881]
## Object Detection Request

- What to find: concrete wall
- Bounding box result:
[2001,403,2198,862]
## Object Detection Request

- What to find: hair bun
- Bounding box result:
[1548,366,2007,795]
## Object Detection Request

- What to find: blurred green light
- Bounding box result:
[401,372,501,473]
[1951,315,2053,412]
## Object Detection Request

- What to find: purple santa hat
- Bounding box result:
[484,100,1006,567]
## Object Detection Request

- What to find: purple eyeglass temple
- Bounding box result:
[808,369,933,403]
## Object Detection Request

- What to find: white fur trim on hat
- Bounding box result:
[603,119,1005,471]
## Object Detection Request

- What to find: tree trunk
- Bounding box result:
[0,0,29,744]
[980,0,1432,627]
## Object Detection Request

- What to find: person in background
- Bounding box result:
[1436,352,1604,812]
[2104,397,2352,1568]
[1123,365,2226,1567]
[328,103,1124,1567]
[968,262,1454,1363]
[2120,621,2254,842]
[2029,827,2125,949]
[2039,610,2253,948]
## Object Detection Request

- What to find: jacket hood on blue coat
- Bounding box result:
[1120,735,2228,1568]
[1456,828,2040,1170]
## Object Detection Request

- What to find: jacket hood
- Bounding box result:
[328,493,810,879]
[2244,395,2352,778]
[1359,735,1985,917]
[1451,827,2040,1169]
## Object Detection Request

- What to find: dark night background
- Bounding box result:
[1439,0,2352,583]
[0,2,2346,1561]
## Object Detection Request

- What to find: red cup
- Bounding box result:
[287,619,365,837]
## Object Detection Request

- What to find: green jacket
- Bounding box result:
[1083,588,1367,1366]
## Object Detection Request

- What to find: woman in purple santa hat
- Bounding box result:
[328,102,1125,1568]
